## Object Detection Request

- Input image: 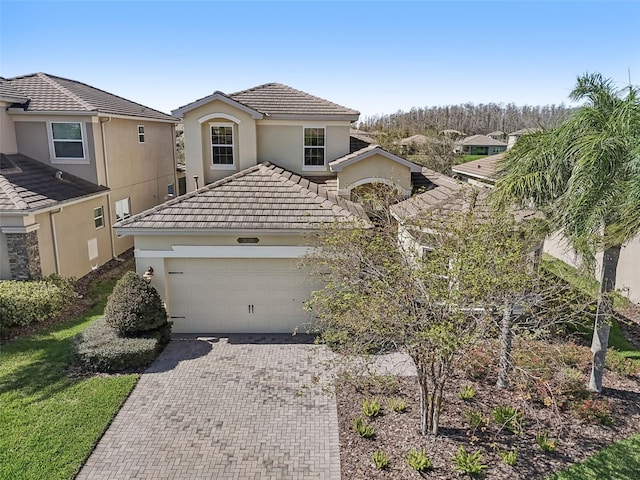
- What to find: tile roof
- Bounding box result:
[459,134,507,147]
[0,154,108,212]
[173,83,360,119]
[228,83,360,118]
[116,162,370,231]
[6,73,178,121]
[451,153,502,183]
[0,78,29,103]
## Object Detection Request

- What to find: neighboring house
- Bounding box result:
[451,147,640,304]
[451,153,502,188]
[455,134,507,155]
[115,83,456,333]
[486,130,505,141]
[507,127,539,150]
[0,73,178,279]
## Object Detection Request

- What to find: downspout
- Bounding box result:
[50,208,62,274]
[100,116,121,261]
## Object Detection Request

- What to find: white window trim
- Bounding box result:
[302,126,326,171]
[48,121,90,164]
[115,198,131,222]
[93,206,105,230]
[137,125,145,143]
[209,122,236,170]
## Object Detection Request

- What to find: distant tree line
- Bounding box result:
[359,103,573,136]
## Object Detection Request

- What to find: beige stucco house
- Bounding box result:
[0,73,178,279]
[116,83,453,334]
[455,134,507,155]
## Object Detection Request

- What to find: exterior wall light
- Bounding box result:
[142,266,154,283]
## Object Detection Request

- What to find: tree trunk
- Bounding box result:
[496,301,513,389]
[588,245,621,393]
[418,375,430,436]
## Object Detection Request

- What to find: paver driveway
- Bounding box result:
[77,334,340,480]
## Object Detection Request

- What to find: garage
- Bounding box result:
[166,257,316,333]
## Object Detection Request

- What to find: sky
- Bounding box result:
[1,0,639,120]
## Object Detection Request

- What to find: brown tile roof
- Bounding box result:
[229,83,360,118]
[0,154,108,212]
[115,162,370,231]
[459,134,507,147]
[392,169,463,219]
[0,78,29,103]
[6,73,178,121]
[451,153,502,183]
[398,134,430,146]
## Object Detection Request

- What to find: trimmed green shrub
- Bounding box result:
[0,275,75,328]
[72,317,162,373]
[104,271,167,335]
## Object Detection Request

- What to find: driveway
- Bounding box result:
[76,334,340,480]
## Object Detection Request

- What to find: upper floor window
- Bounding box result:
[137,125,145,143]
[303,127,325,167]
[115,198,131,222]
[210,123,234,168]
[51,122,84,159]
[93,206,105,229]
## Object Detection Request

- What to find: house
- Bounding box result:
[486,131,505,141]
[450,147,640,305]
[507,127,539,150]
[115,83,453,333]
[455,134,507,155]
[0,73,178,280]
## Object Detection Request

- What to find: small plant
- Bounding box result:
[372,450,389,470]
[406,448,432,472]
[573,396,613,425]
[498,447,518,466]
[453,446,488,476]
[459,384,476,401]
[388,397,407,413]
[492,406,522,434]
[362,398,381,417]
[352,416,375,439]
[535,431,557,453]
[466,409,489,429]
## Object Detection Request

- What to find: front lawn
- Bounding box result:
[0,269,138,480]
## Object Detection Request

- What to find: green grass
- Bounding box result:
[546,434,640,480]
[0,271,138,480]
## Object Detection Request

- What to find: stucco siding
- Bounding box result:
[0,102,18,154]
[337,154,412,195]
[14,118,99,184]
[36,197,112,278]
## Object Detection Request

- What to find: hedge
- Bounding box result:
[0,275,75,328]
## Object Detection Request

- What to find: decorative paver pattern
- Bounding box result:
[77,335,340,480]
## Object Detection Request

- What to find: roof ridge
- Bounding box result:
[0,174,29,210]
[36,73,95,111]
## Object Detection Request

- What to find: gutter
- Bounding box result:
[99,116,118,260]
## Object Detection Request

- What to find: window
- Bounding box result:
[303,127,325,167]
[137,125,145,143]
[51,122,84,159]
[93,206,104,229]
[210,123,234,166]
[115,198,131,222]
[167,183,174,196]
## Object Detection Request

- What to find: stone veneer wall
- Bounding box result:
[6,231,42,280]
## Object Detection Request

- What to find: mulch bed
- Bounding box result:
[337,363,640,479]
[0,250,134,345]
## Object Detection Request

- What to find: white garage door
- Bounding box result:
[166,258,316,333]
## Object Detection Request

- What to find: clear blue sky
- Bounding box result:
[1,1,638,119]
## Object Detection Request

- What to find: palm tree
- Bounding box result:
[492,73,640,393]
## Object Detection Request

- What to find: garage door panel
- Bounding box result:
[166,257,315,333]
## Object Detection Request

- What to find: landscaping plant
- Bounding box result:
[361,398,381,417]
[453,445,488,476]
[406,448,432,472]
[371,450,389,470]
[388,397,407,413]
[352,416,375,439]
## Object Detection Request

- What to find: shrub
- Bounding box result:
[104,271,168,335]
[388,397,407,413]
[459,384,476,401]
[372,450,389,470]
[352,416,375,439]
[72,317,164,373]
[607,350,640,377]
[453,446,488,476]
[498,447,518,466]
[573,396,613,425]
[362,398,381,417]
[0,275,75,328]
[466,409,489,430]
[406,448,432,472]
[462,347,496,380]
[535,430,557,452]
[492,406,522,434]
